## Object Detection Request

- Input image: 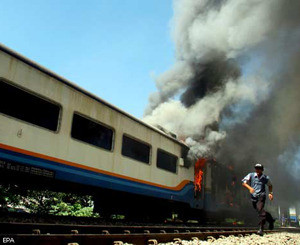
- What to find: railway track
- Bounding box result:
[0,222,277,245]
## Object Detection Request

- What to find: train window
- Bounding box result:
[0,80,60,131]
[157,149,177,173]
[71,113,113,150]
[122,135,150,164]
[181,147,192,168]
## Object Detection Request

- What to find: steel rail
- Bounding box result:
[0,223,279,245]
[0,222,257,235]
[0,230,277,245]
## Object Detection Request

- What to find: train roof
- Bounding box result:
[0,43,188,149]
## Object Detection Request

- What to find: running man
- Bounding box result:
[242,163,275,235]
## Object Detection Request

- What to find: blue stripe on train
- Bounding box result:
[0,147,196,205]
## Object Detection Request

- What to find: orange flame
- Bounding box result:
[194,158,206,193]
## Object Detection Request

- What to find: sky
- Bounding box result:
[0,0,174,118]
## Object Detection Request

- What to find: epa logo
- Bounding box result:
[2,237,15,243]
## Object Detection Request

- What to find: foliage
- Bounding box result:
[0,184,99,217]
[0,184,23,209]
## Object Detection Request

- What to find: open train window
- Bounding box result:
[122,135,150,164]
[71,113,113,151]
[157,149,177,173]
[0,80,60,131]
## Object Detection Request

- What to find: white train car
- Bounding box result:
[0,44,204,218]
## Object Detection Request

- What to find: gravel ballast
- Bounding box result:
[159,232,300,245]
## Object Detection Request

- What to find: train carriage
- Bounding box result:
[0,44,207,220]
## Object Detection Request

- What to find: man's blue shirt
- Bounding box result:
[242,172,272,199]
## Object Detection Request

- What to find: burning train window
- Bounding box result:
[0,80,60,131]
[157,149,177,173]
[122,135,150,164]
[71,113,113,151]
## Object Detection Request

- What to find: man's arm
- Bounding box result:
[241,173,255,194]
[242,182,255,194]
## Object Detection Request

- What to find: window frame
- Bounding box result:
[71,111,115,152]
[0,78,62,133]
[156,148,178,174]
[121,134,152,165]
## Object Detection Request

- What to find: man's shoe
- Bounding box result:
[257,229,263,236]
[268,218,275,230]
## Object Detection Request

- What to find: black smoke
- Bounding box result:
[180,57,240,107]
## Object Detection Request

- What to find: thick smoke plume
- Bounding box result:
[144,0,300,158]
[218,48,300,203]
[143,0,300,204]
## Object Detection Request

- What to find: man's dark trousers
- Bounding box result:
[252,194,273,228]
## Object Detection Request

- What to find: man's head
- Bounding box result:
[254,163,264,174]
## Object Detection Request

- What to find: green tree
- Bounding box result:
[0,185,99,217]
[0,184,22,211]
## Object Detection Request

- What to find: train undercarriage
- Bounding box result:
[0,166,254,227]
